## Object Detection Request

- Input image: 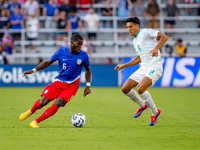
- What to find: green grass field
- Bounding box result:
[0,87,200,150]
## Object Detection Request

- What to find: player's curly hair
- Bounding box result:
[71,34,83,41]
[126,17,140,26]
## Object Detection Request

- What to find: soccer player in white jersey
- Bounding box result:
[115,17,168,126]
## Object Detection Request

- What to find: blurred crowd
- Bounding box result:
[0,0,199,64]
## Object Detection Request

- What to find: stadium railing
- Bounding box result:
[1,2,200,64]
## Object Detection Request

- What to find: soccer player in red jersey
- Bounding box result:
[19,34,92,128]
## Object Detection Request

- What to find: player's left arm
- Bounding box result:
[84,66,91,97]
[150,32,169,56]
[22,59,54,77]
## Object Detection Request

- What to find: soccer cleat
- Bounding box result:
[149,108,161,126]
[19,109,33,120]
[134,103,148,118]
[30,120,39,128]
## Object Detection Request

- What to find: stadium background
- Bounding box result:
[0,0,200,87]
[1,1,200,150]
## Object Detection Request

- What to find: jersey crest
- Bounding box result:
[77,59,82,65]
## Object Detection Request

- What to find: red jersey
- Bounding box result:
[79,0,93,10]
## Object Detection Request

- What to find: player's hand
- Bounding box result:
[22,70,34,77]
[83,86,91,97]
[149,49,159,57]
[114,64,124,71]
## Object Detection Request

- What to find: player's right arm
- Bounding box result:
[114,55,141,71]
[22,59,53,77]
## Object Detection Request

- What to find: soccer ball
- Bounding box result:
[71,113,86,127]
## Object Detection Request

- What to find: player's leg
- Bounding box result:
[137,77,161,126]
[137,65,163,126]
[122,77,148,117]
[122,78,145,107]
[137,76,158,116]
[30,85,78,128]
[30,97,66,128]
[19,96,51,121]
[20,82,57,121]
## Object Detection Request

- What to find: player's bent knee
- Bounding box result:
[54,98,66,107]
[137,87,144,95]
[40,97,51,106]
[121,86,130,94]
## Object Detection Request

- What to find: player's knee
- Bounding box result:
[137,86,144,95]
[121,86,130,94]
[54,98,66,107]
[40,97,51,106]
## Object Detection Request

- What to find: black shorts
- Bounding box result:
[118,20,125,27]
[12,33,21,39]
[28,37,36,40]
[88,32,96,39]
[166,20,175,25]
[198,8,200,16]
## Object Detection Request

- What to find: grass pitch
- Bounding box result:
[0,87,200,150]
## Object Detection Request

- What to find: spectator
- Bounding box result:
[175,38,187,57]
[0,8,10,37]
[1,30,15,63]
[105,57,113,64]
[69,0,77,7]
[67,8,83,34]
[61,36,69,47]
[10,6,23,40]
[131,0,136,3]
[77,0,94,16]
[115,0,132,40]
[95,0,103,4]
[3,0,9,10]
[0,0,4,11]
[94,0,103,12]
[24,0,40,19]
[82,36,92,57]
[0,45,7,64]
[164,0,179,39]
[57,0,63,4]
[8,0,21,16]
[38,0,49,4]
[84,7,99,41]
[184,0,194,16]
[54,11,70,49]
[197,0,200,27]
[0,0,10,17]
[131,0,146,28]
[101,0,113,28]
[43,0,59,40]
[37,57,43,64]
[26,12,40,52]
[146,0,160,28]
[59,0,71,15]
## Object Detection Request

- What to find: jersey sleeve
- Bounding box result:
[50,49,60,62]
[83,52,90,68]
[145,29,159,39]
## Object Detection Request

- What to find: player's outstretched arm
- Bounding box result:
[22,59,53,77]
[114,56,141,71]
[84,66,91,97]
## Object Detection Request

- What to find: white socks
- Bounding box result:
[126,89,145,108]
[140,91,158,116]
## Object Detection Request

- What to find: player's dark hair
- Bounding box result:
[71,34,83,41]
[126,17,140,26]
[177,38,182,43]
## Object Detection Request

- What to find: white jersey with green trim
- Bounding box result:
[133,28,161,68]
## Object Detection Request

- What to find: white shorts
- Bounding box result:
[129,61,163,84]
